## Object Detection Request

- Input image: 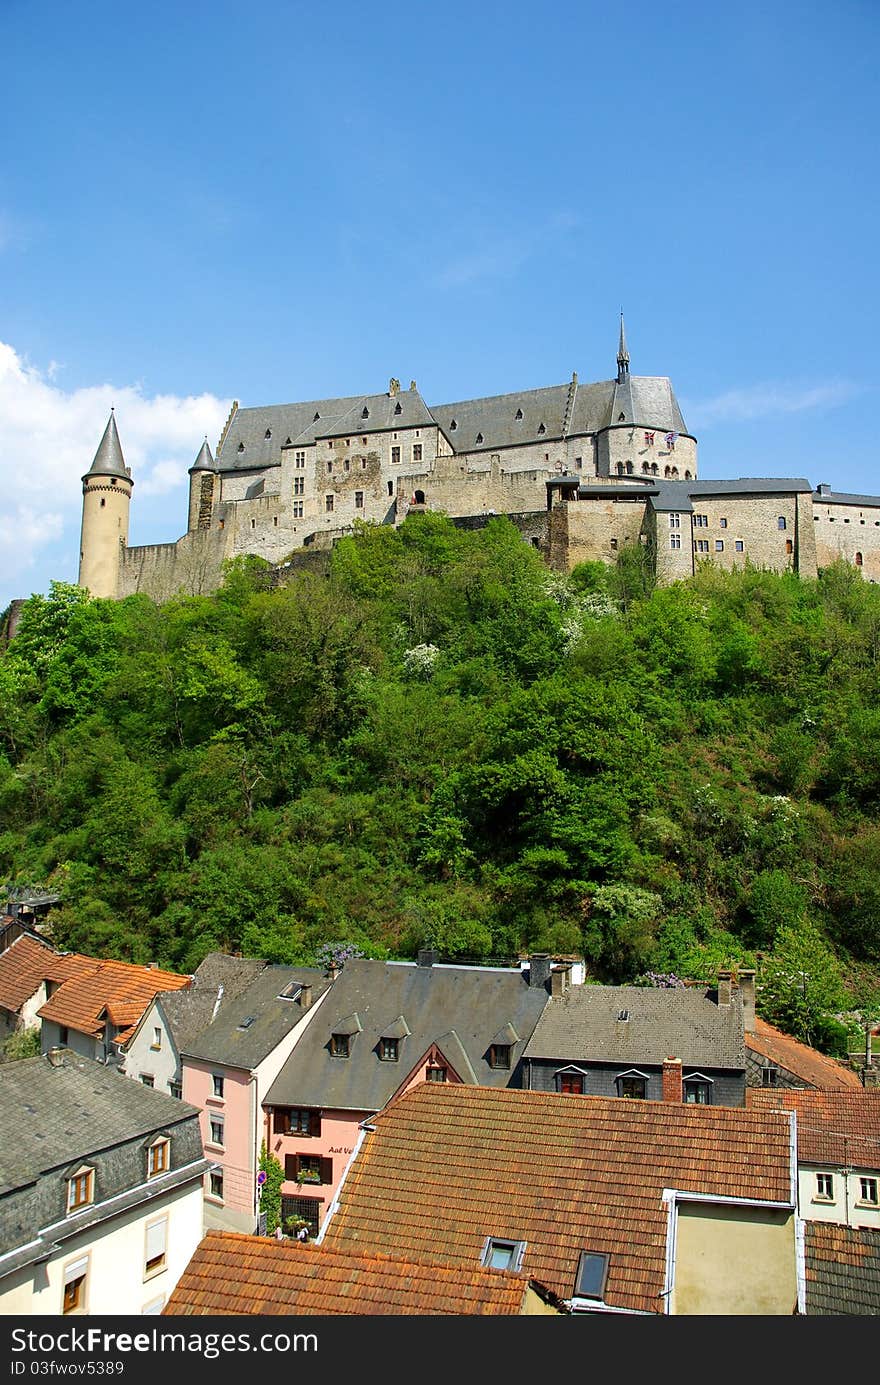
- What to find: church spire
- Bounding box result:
[616,312,630,384]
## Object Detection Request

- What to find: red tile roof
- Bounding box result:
[747,1017,862,1089]
[0,935,93,1014]
[322,1082,794,1315]
[747,1087,880,1169]
[163,1232,548,1316]
[38,959,190,1039]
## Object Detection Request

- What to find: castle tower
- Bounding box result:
[187,437,217,533]
[78,409,133,598]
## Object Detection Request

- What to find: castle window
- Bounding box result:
[715,540,724,551]
[294,477,304,494]
[362,437,367,445]
[355,491,364,509]
[251,519,256,529]
[785,539,793,554]
[391,446,401,464]
[664,467,671,478]
[778,516,786,530]
[293,501,303,518]
[346,438,351,447]
[856,551,863,566]
[684,471,692,479]
[670,535,681,549]
[735,540,744,552]
[719,517,727,528]
[100,498,105,507]
[695,539,709,553]
[295,451,305,468]
[642,463,650,473]
[575,457,582,469]
[694,514,708,528]
[362,458,367,468]
[413,490,425,504]
[344,459,350,471]
[325,495,334,513]
[669,513,680,527]
[327,462,333,473]
[671,468,678,478]
[616,463,624,475]
[273,516,278,526]
[388,481,393,496]
[651,463,658,475]
[610,538,618,549]
[111,477,117,485]
[413,444,423,462]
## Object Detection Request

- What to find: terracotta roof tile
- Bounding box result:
[164,1233,547,1315]
[321,1083,794,1315]
[38,959,190,1039]
[747,1018,862,1089]
[0,935,94,1014]
[746,1087,880,1168]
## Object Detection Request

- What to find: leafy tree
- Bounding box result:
[758,918,850,1047]
[258,1144,284,1235]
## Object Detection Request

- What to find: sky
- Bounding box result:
[1,0,878,613]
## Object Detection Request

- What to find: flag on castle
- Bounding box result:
[645,432,655,445]
[665,432,677,450]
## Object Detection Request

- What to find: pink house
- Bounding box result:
[180,965,331,1233]
[262,953,554,1237]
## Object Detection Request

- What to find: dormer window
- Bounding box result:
[481,1238,526,1272]
[574,1251,610,1301]
[450,419,457,430]
[537,422,546,434]
[67,1167,94,1213]
[616,1070,648,1099]
[362,407,369,418]
[379,1037,399,1062]
[488,1043,512,1070]
[237,442,245,452]
[475,432,484,444]
[394,402,402,414]
[147,1138,170,1179]
[515,408,523,420]
[683,1074,713,1105]
[313,412,320,421]
[330,1033,351,1058]
[265,429,272,439]
[285,437,292,446]
[425,1064,447,1082]
[618,412,625,421]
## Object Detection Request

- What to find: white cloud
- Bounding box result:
[684,380,859,428]
[0,340,232,606]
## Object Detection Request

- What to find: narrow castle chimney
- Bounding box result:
[737,969,756,1033]
[717,970,732,1007]
[528,954,552,989]
[550,964,571,998]
[662,1057,683,1103]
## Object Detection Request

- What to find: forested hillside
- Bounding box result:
[2,515,879,1053]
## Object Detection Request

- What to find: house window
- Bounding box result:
[695,539,709,553]
[325,494,334,513]
[62,1256,89,1315]
[209,1170,224,1200]
[413,444,423,461]
[295,451,306,468]
[59,1026,69,1045]
[616,1073,647,1099]
[294,476,304,494]
[481,1238,526,1272]
[859,1177,878,1205]
[67,1168,94,1213]
[488,1044,512,1070]
[683,1077,712,1104]
[762,1065,778,1087]
[574,1251,610,1300]
[355,490,364,509]
[212,1074,224,1099]
[151,1028,162,1050]
[140,1074,154,1088]
[391,446,401,464]
[330,1032,350,1058]
[669,514,680,528]
[735,540,745,552]
[209,1115,225,1148]
[425,1065,447,1082]
[778,516,786,530]
[815,1173,834,1200]
[144,1216,168,1278]
[169,1081,182,1100]
[379,1037,399,1062]
[147,1139,170,1179]
[670,535,681,549]
[275,1107,320,1137]
[293,501,304,518]
[559,1072,584,1095]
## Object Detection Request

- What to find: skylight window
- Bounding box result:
[574,1251,609,1300]
[277,982,302,1002]
[481,1238,526,1272]
[237,1016,255,1030]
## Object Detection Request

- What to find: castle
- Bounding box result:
[77,321,880,601]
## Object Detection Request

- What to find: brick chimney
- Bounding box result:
[550,964,571,998]
[717,970,732,1007]
[528,954,552,989]
[737,969,756,1033]
[662,1057,683,1103]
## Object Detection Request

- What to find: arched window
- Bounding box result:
[664,466,671,478]
[616,462,624,475]
[671,468,679,478]
[413,490,425,504]
[651,463,658,475]
[778,516,786,530]
[625,461,633,475]
[856,551,864,566]
[684,470,692,479]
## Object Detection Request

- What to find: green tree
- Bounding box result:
[758,918,849,1047]
[258,1143,284,1235]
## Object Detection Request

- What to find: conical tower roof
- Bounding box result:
[188,438,216,474]
[84,409,129,481]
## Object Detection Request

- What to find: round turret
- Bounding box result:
[78,410,133,599]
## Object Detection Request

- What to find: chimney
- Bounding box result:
[299,984,312,1009]
[147,962,158,970]
[550,964,571,998]
[417,948,439,968]
[46,1047,65,1067]
[662,1057,683,1104]
[326,960,340,981]
[528,954,552,989]
[717,970,732,1007]
[737,969,756,1033]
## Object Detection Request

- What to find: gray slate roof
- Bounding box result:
[85,411,129,480]
[264,958,551,1113]
[522,984,745,1069]
[189,439,215,474]
[0,1051,201,1194]
[813,488,880,507]
[180,964,331,1070]
[563,477,814,513]
[606,376,687,435]
[157,953,268,1055]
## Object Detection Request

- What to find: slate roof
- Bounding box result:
[84,411,129,480]
[320,1083,794,1314]
[813,488,880,508]
[146,953,268,1056]
[606,375,687,434]
[522,983,745,1069]
[179,965,331,1070]
[215,396,366,471]
[163,1231,553,1316]
[37,958,191,1041]
[803,1223,880,1315]
[746,1017,863,1090]
[188,439,215,474]
[0,1050,202,1195]
[747,1088,880,1169]
[263,959,550,1114]
[0,935,92,1015]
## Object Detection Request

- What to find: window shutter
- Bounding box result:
[146,1220,167,1263]
[309,1111,321,1138]
[64,1257,88,1285]
[285,1155,298,1181]
[321,1157,333,1186]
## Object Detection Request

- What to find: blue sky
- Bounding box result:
[1,0,878,611]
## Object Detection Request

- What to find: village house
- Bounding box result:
[0,933,93,1048]
[745,1015,864,1091]
[0,1048,209,1316]
[37,955,191,1065]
